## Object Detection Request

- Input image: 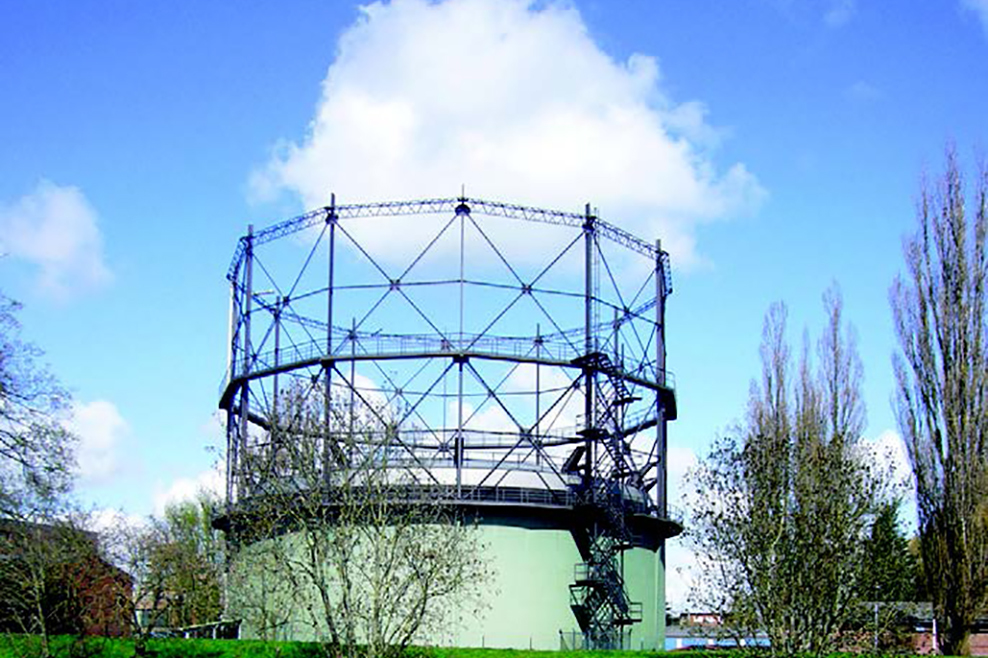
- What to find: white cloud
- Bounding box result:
[0,180,111,296]
[666,540,697,611]
[152,465,225,516]
[824,0,855,27]
[450,399,517,434]
[667,442,698,500]
[866,428,918,532]
[505,363,582,430]
[868,428,913,488]
[961,0,988,34]
[665,443,699,609]
[844,80,883,103]
[147,412,228,517]
[252,0,764,270]
[88,507,147,535]
[198,410,228,453]
[66,399,129,486]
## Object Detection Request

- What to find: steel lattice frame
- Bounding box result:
[220,198,675,508]
[219,195,678,646]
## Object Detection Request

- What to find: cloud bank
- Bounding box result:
[824,0,856,27]
[253,0,764,269]
[962,0,988,34]
[66,399,129,486]
[0,180,111,296]
[153,466,224,516]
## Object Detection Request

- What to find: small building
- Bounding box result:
[0,519,133,637]
[903,607,988,656]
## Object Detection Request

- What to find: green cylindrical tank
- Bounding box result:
[225,501,676,650]
[444,519,667,650]
[218,199,682,650]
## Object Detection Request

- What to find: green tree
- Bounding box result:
[688,288,889,657]
[890,146,988,655]
[110,494,223,656]
[859,500,918,603]
[156,496,224,628]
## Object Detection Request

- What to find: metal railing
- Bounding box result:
[219,333,675,400]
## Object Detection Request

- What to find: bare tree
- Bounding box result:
[107,519,169,656]
[0,292,76,518]
[0,510,128,658]
[225,380,493,658]
[0,290,85,657]
[0,519,79,657]
[225,529,291,641]
[688,288,888,657]
[891,146,988,655]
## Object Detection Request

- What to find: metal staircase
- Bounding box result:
[568,351,645,650]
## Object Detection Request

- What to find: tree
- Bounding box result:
[111,519,168,656]
[156,496,224,629]
[0,513,132,658]
[0,292,76,516]
[688,288,888,657]
[859,500,919,604]
[0,291,85,657]
[0,518,88,657]
[109,495,224,655]
[856,500,925,652]
[890,146,988,655]
[225,381,493,658]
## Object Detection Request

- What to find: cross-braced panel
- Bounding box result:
[220,196,675,516]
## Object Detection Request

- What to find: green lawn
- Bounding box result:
[0,638,719,658]
[0,638,940,658]
[1,636,326,658]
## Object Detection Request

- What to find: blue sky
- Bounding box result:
[1,0,987,606]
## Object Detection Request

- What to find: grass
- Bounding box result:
[0,638,720,658]
[0,636,332,658]
[428,649,700,658]
[0,638,943,658]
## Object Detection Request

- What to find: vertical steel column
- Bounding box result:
[613,307,622,432]
[324,195,336,482]
[272,296,281,415]
[225,275,239,506]
[535,324,541,466]
[456,359,464,496]
[655,240,667,518]
[458,201,466,341]
[613,307,620,363]
[456,201,468,495]
[349,317,356,462]
[238,225,254,499]
[583,204,595,485]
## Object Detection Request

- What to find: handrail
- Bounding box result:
[219,333,675,400]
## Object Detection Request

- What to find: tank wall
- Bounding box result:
[451,524,665,650]
[623,544,665,651]
[227,521,666,650]
[451,522,580,649]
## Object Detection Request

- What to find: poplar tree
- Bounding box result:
[890,146,988,655]
[689,288,887,657]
